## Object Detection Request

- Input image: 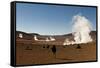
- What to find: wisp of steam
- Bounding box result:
[72,14,93,44]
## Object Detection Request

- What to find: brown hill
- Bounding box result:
[16,31,96,38]
[16,31,96,44]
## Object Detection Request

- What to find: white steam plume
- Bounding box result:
[72,14,93,44]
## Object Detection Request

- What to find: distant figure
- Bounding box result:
[43,46,45,48]
[76,44,81,49]
[51,45,56,58]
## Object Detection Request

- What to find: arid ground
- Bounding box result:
[16,31,97,65]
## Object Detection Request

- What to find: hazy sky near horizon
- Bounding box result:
[16,3,97,35]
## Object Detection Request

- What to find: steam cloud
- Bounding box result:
[72,14,93,44]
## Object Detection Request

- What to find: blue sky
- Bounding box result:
[16,3,97,35]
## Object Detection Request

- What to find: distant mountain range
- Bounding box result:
[16,31,96,41]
